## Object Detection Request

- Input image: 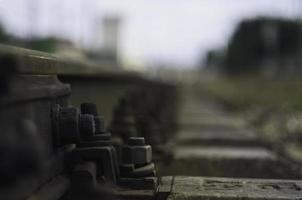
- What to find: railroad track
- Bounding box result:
[0,45,302,200]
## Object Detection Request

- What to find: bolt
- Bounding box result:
[120,136,156,178]
[81,102,107,135]
[94,116,105,133]
[79,114,96,139]
[53,104,95,144]
[122,137,152,165]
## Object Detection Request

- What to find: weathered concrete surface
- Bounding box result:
[159,176,302,200]
[158,146,299,179]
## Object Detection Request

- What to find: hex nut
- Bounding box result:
[122,145,152,165]
[94,115,105,133]
[79,114,96,139]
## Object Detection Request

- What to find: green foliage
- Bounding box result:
[226,19,263,74]
[28,38,58,53]
[0,24,11,43]
[196,77,302,111]
[0,22,60,53]
[225,18,301,75]
[204,17,302,75]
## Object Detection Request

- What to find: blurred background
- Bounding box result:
[0,0,301,71]
[1,0,302,147]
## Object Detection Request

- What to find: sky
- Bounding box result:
[0,0,301,67]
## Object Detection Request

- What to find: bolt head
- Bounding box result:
[94,116,105,133]
[122,144,152,165]
[79,114,96,139]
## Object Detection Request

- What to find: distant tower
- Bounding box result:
[92,16,121,64]
[102,16,120,56]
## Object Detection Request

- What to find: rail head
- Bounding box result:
[0,44,177,87]
[0,44,133,76]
